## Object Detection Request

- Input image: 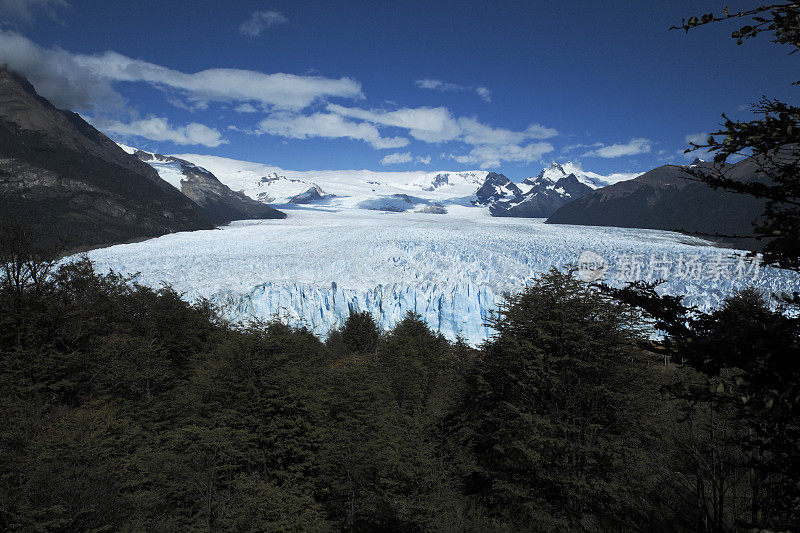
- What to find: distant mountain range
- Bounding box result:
[472,162,640,217]
[150,151,768,250]
[159,153,637,218]
[165,153,493,209]
[0,68,283,250]
[0,67,773,253]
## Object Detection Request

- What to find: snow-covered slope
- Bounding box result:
[170,153,489,208]
[130,151,641,216]
[82,207,798,345]
[167,153,641,211]
[535,161,641,189]
[116,143,193,189]
[117,145,285,221]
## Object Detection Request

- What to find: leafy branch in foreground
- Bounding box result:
[671,3,800,53]
[671,2,800,270]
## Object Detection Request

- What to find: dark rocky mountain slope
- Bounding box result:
[0,68,213,249]
[0,68,283,251]
[491,173,593,218]
[546,159,767,249]
[474,172,522,205]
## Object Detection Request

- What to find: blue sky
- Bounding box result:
[0,0,795,176]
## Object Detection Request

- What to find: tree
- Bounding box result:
[0,220,62,350]
[381,311,451,416]
[341,308,380,354]
[464,269,658,529]
[607,281,800,529]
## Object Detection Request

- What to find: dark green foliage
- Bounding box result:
[676,290,800,529]
[340,308,380,354]
[317,311,473,531]
[598,7,800,530]
[0,236,480,531]
[608,281,800,530]
[463,269,659,530]
[381,312,451,415]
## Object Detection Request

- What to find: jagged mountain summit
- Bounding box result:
[121,147,285,220]
[153,153,640,219]
[474,172,523,205]
[491,173,594,218]
[472,169,594,218]
[0,68,216,249]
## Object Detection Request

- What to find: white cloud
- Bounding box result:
[380,152,413,165]
[0,30,124,111]
[457,117,556,145]
[234,103,258,113]
[415,78,492,102]
[583,138,652,158]
[72,51,363,110]
[0,30,557,165]
[326,104,556,146]
[0,30,363,112]
[319,103,556,166]
[379,152,432,165]
[449,142,554,169]
[415,78,462,91]
[239,10,288,37]
[327,104,461,143]
[90,116,227,147]
[474,86,491,102]
[0,0,68,23]
[257,112,409,149]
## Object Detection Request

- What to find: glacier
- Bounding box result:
[82,206,800,345]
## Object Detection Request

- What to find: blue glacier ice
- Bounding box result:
[83,207,800,345]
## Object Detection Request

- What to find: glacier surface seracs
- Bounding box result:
[83,206,800,345]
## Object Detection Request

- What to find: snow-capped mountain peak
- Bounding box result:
[534,161,570,183]
[528,161,642,190]
[119,144,640,219]
[474,172,522,205]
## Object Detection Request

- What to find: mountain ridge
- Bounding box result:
[546,158,768,249]
[0,68,219,250]
[122,147,286,221]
